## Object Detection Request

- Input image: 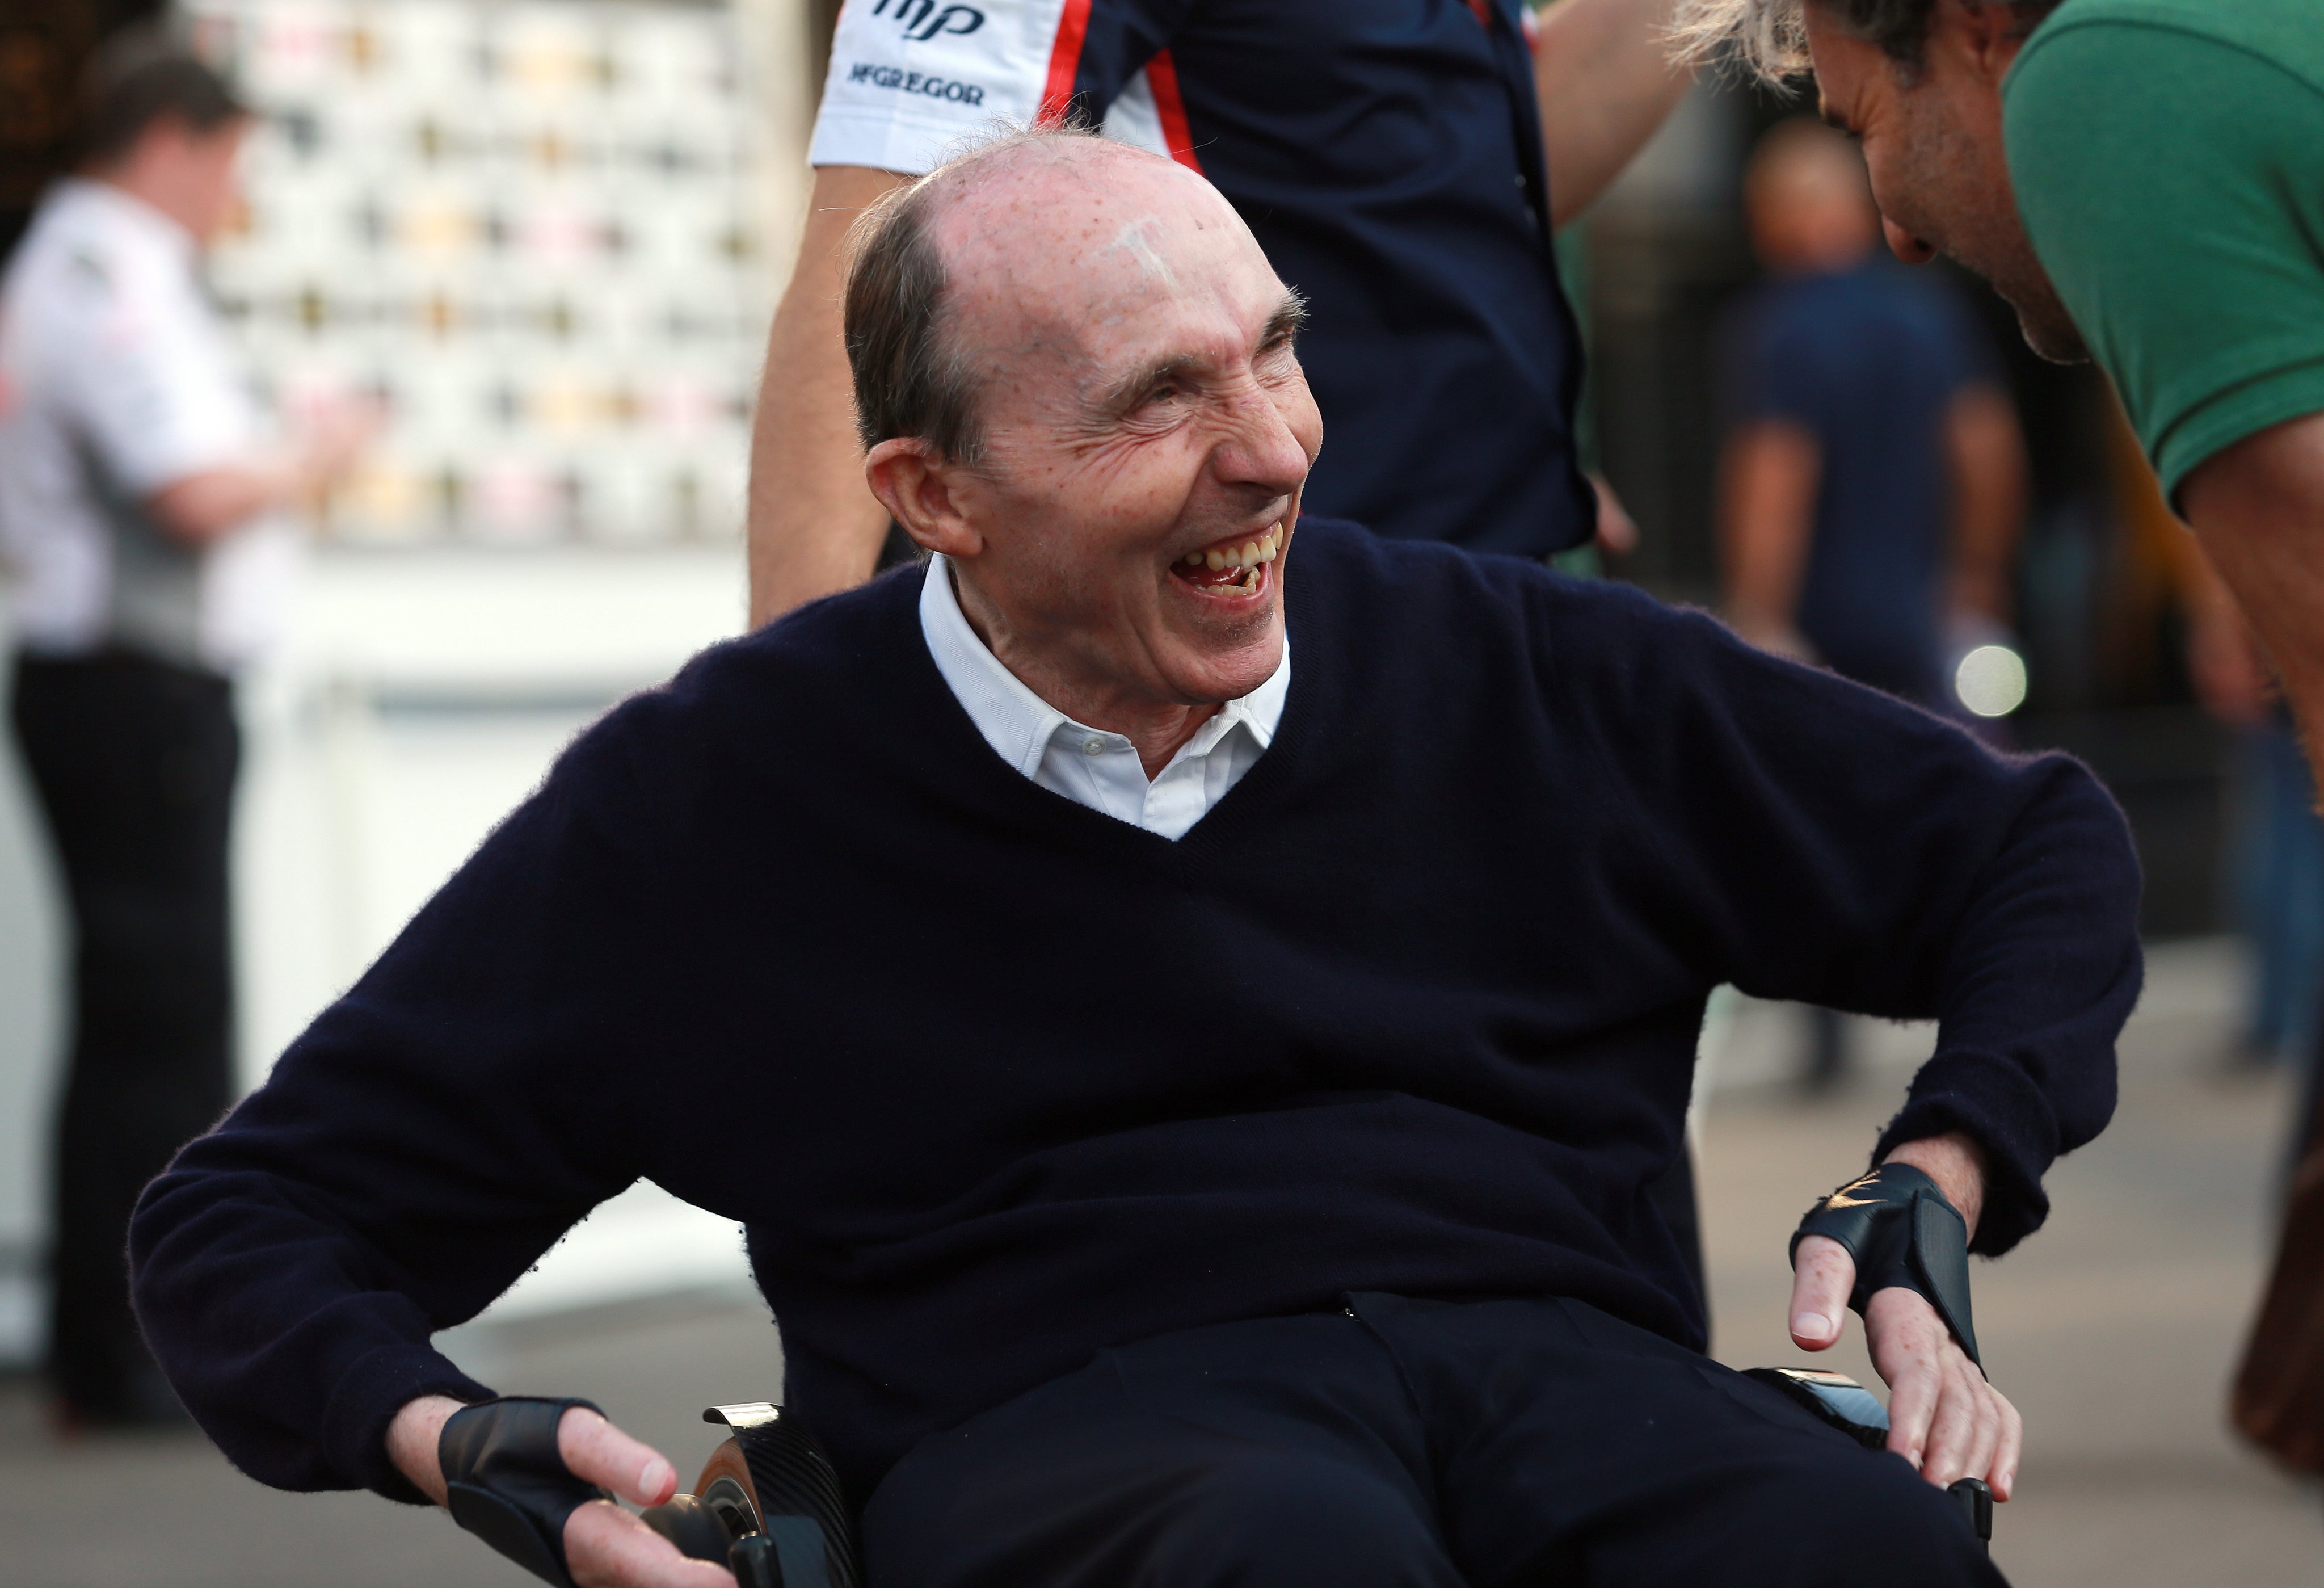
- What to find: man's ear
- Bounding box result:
[865,437,985,560]
[1935,0,2031,83]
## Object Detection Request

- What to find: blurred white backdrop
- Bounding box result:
[0,0,822,1369]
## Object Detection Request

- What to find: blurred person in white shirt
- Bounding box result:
[0,27,370,1428]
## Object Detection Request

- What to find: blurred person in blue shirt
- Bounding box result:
[1717,117,2027,1088]
[1717,116,2024,711]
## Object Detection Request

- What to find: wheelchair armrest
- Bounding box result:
[1742,1367,1889,1449]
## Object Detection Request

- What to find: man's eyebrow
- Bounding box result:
[1092,293,1309,414]
[1098,352,1205,414]
[1259,292,1307,346]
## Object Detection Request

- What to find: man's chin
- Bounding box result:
[2015,301,2092,366]
[1981,259,2091,365]
[1155,618,1284,707]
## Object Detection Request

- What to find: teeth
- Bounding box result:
[1178,525,1283,579]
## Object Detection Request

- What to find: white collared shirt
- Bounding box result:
[919,554,1289,841]
[0,179,295,669]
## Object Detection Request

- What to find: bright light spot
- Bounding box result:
[1955,644,2028,718]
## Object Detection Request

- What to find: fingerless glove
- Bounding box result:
[1791,1162,1981,1368]
[440,1396,611,1587]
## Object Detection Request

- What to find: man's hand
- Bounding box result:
[1786,1134,2021,1499]
[388,1394,734,1587]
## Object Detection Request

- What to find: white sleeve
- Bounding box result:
[808,0,1075,175]
[69,258,257,496]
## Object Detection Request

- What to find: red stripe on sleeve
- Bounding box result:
[1039,0,1094,125]
[1146,48,1202,173]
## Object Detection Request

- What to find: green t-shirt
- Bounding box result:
[2004,0,2324,500]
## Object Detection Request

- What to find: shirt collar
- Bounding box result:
[51,178,199,266]
[919,552,1290,778]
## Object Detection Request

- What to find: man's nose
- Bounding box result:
[1884,216,1937,265]
[1213,387,1312,498]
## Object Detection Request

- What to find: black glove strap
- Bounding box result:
[1790,1163,1982,1369]
[440,1396,611,1588]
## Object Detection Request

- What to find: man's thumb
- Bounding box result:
[1789,1232,1855,1350]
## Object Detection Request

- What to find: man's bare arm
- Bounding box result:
[1718,418,1821,661]
[147,464,309,544]
[1943,383,2026,625]
[145,397,379,544]
[746,165,913,628]
[388,1394,730,1588]
[1534,0,1695,230]
[2181,411,2324,771]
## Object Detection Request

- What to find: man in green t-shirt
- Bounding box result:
[1675,0,2324,780]
[1675,0,2324,1477]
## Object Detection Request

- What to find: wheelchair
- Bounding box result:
[640,1371,1994,1587]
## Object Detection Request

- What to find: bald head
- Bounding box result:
[1745,117,1880,276]
[844,127,1283,465]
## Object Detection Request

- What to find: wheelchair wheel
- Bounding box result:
[640,1402,862,1588]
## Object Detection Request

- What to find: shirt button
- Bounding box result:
[1082,737,1105,756]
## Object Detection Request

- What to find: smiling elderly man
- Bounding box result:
[133,129,2138,1588]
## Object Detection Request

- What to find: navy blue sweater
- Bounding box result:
[130,522,2141,1507]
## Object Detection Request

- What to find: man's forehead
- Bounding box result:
[940,149,1242,280]
[936,148,1277,363]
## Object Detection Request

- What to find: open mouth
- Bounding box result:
[1171,523,1284,598]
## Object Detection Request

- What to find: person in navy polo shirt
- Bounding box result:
[746,0,1693,623]
[134,131,2133,1588]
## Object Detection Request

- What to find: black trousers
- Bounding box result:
[10,651,238,1420]
[865,1294,2004,1588]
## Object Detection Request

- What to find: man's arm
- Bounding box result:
[144,393,377,541]
[1568,585,2141,1498]
[746,165,911,627]
[146,425,367,544]
[1533,0,1695,229]
[129,703,675,1502]
[1943,383,2025,625]
[2181,411,2324,768]
[146,465,307,544]
[1717,417,1821,661]
[1586,588,2141,1231]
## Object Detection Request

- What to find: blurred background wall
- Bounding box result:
[0,0,840,1368]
